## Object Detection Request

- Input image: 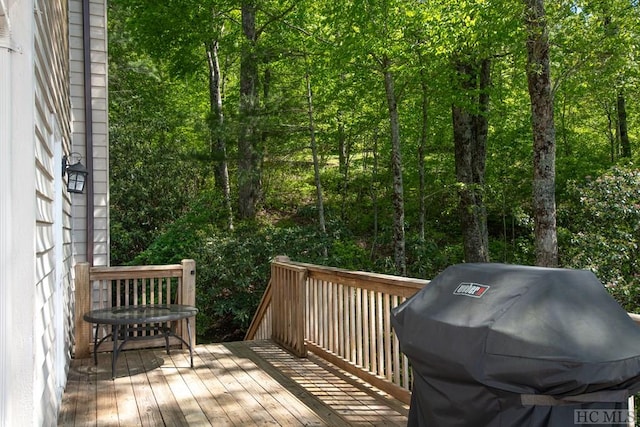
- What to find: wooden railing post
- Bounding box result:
[180,259,196,349]
[74,262,91,359]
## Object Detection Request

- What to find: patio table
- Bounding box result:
[83,304,198,379]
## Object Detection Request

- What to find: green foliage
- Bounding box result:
[405,233,462,280]
[108,1,211,265]
[562,165,640,311]
[133,192,374,341]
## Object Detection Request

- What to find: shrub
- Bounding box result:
[133,205,378,342]
[562,165,640,312]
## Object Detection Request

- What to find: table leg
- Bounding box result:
[93,323,100,366]
[187,317,193,368]
[111,324,119,379]
[165,322,171,355]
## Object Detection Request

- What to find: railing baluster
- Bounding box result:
[126,279,131,307]
[363,289,370,370]
[376,291,384,377]
[384,292,392,380]
[115,279,120,308]
[349,285,356,364]
[321,280,327,349]
[392,295,401,384]
[369,289,376,373]
[308,278,314,344]
[327,281,333,352]
[314,279,319,345]
[141,278,146,305]
[336,282,340,355]
[304,285,313,339]
[333,281,339,353]
[356,287,363,367]
[342,284,349,363]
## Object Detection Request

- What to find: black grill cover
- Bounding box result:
[391,263,640,427]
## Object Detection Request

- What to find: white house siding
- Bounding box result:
[1,0,38,424]
[0,0,79,425]
[0,4,15,426]
[33,0,75,425]
[1,0,108,424]
[69,0,110,270]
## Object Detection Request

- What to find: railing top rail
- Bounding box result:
[272,261,308,273]
[89,264,184,280]
[276,259,428,298]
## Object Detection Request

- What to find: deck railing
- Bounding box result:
[247,257,640,407]
[246,256,427,404]
[74,259,196,359]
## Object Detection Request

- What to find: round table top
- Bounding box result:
[83,304,198,325]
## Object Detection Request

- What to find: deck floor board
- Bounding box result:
[58,340,409,427]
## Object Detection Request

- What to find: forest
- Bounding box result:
[107,0,640,342]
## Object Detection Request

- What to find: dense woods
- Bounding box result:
[108,0,640,341]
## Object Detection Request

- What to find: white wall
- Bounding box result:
[32,1,76,423]
[1,0,79,425]
[1,0,37,424]
[0,0,109,423]
[0,3,13,425]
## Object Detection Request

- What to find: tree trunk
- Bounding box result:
[382,57,406,276]
[524,0,558,267]
[305,71,328,258]
[338,111,350,220]
[452,58,490,263]
[474,59,490,257]
[206,38,233,230]
[618,91,631,158]
[338,113,347,172]
[338,74,350,221]
[238,0,261,219]
[605,102,616,162]
[369,134,380,262]
[418,69,428,242]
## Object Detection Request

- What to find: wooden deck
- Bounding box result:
[58,340,409,426]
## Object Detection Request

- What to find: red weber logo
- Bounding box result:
[453,283,490,298]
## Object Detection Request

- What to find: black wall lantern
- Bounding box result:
[62,153,89,194]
